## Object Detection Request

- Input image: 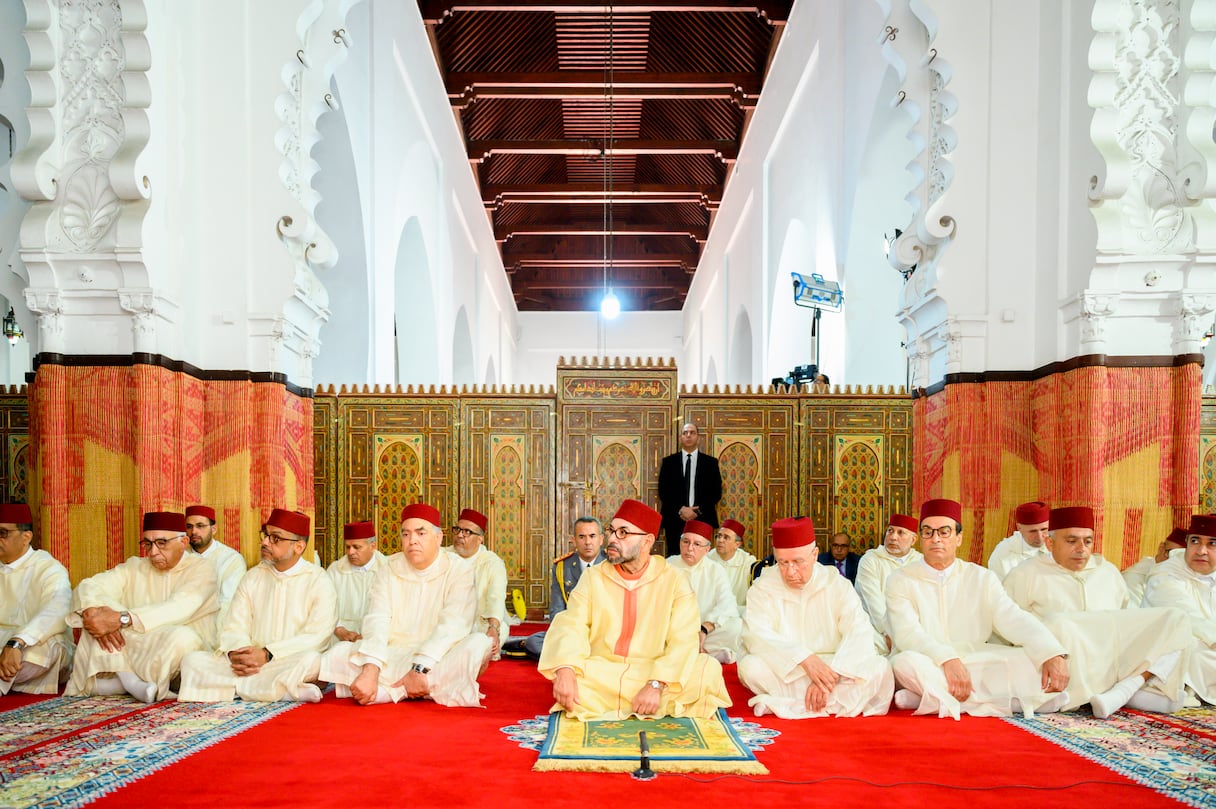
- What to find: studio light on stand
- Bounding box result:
[791,271,843,379]
[3,308,23,346]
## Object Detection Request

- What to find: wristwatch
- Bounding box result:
[647,679,664,690]
[118,611,132,628]
[4,638,25,651]
[411,663,431,675]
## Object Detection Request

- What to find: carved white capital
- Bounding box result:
[1078,291,1121,349]
[24,288,64,352]
[1175,290,1216,352]
[118,289,158,351]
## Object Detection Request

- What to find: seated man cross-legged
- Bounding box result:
[320,503,492,706]
[178,509,337,703]
[0,503,73,695]
[1003,506,1190,718]
[539,498,731,720]
[666,519,742,664]
[67,511,218,702]
[738,516,894,718]
[886,498,1070,719]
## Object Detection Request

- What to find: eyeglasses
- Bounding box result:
[775,558,813,569]
[679,538,711,549]
[452,527,483,538]
[139,534,185,551]
[606,525,649,540]
[920,525,956,539]
[0,527,27,539]
[260,530,300,545]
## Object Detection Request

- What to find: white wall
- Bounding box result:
[310,0,518,388]
[683,0,906,388]
[514,311,683,386]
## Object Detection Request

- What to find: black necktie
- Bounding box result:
[683,453,691,500]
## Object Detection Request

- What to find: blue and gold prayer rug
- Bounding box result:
[502,709,777,774]
[1005,707,1216,808]
[0,696,302,809]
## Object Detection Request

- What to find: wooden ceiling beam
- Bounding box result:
[468,139,737,162]
[503,233,700,255]
[508,267,691,290]
[483,183,721,209]
[421,2,792,24]
[484,183,718,199]
[450,74,758,108]
[497,222,708,241]
[504,254,697,270]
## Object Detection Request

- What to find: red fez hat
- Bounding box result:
[721,519,745,538]
[1048,506,1094,531]
[343,521,375,540]
[683,520,713,542]
[1187,514,1216,539]
[400,503,442,527]
[888,514,918,533]
[1165,527,1188,547]
[0,503,32,524]
[920,499,962,524]
[1015,501,1050,525]
[264,508,310,538]
[772,516,816,549]
[458,508,488,533]
[613,499,661,536]
[143,511,186,533]
[185,505,216,522]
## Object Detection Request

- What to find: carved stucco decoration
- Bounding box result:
[1090,0,1190,256]
[268,0,365,384]
[881,0,958,287]
[274,0,365,278]
[0,2,33,318]
[14,0,153,350]
[879,0,961,387]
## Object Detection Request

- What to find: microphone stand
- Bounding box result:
[631,730,656,780]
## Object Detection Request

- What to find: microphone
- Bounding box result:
[631,730,656,780]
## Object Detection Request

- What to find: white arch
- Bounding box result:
[394,217,438,384]
[729,307,754,384]
[313,80,372,384]
[452,306,475,385]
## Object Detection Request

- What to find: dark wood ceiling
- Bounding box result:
[418,1,793,311]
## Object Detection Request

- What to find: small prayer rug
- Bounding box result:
[1005,707,1216,808]
[518,709,774,774]
[0,696,302,809]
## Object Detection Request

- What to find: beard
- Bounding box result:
[605,543,638,565]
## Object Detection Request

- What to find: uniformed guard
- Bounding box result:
[502,516,606,660]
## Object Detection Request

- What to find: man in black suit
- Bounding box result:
[657,422,722,546]
[818,532,861,583]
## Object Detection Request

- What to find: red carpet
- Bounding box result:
[78,661,1186,809]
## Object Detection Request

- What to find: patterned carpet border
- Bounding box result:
[0,698,153,760]
[0,697,302,809]
[510,709,774,774]
[1004,708,1216,809]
